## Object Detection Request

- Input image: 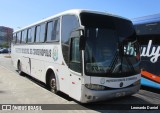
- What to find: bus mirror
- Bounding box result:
[79,35,85,50]
[71,29,85,50]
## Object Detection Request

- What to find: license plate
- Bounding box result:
[116,92,126,97]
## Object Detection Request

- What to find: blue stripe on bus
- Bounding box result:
[141,77,160,89]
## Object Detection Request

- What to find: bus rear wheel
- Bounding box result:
[49,74,57,94]
[17,61,23,75]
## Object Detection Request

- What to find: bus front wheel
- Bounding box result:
[49,73,57,94]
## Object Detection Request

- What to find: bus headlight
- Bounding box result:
[85,84,105,90]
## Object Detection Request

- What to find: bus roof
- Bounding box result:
[132,13,160,25]
[14,9,129,33]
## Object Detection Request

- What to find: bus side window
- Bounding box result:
[35,23,46,43]
[61,15,79,44]
[53,18,60,41]
[16,32,21,44]
[31,27,35,43]
[27,28,32,43]
[46,21,53,42]
[21,29,27,43]
[39,23,46,42]
[35,25,40,43]
[61,15,80,66]
[46,18,60,42]
[28,27,35,43]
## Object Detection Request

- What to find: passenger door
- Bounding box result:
[61,15,81,96]
[69,36,82,100]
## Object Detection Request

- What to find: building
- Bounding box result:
[0,26,13,48]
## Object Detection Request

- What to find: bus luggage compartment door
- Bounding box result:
[69,70,82,101]
[22,57,31,75]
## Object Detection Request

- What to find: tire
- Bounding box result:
[49,73,57,94]
[17,61,23,75]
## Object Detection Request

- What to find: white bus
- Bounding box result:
[11,9,141,103]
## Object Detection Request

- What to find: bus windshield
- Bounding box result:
[80,12,140,77]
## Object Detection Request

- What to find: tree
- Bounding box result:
[4,28,13,48]
[1,42,9,48]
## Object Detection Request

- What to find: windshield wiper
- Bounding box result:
[107,51,118,73]
[122,40,136,73]
[124,54,135,72]
[107,41,136,74]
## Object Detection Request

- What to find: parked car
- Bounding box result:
[0,48,9,53]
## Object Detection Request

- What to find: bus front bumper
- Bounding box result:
[80,84,140,103]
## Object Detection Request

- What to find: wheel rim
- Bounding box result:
[50,78,56,91]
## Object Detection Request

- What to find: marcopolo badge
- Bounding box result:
[53,47,58,61]
[100,78,105,84]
